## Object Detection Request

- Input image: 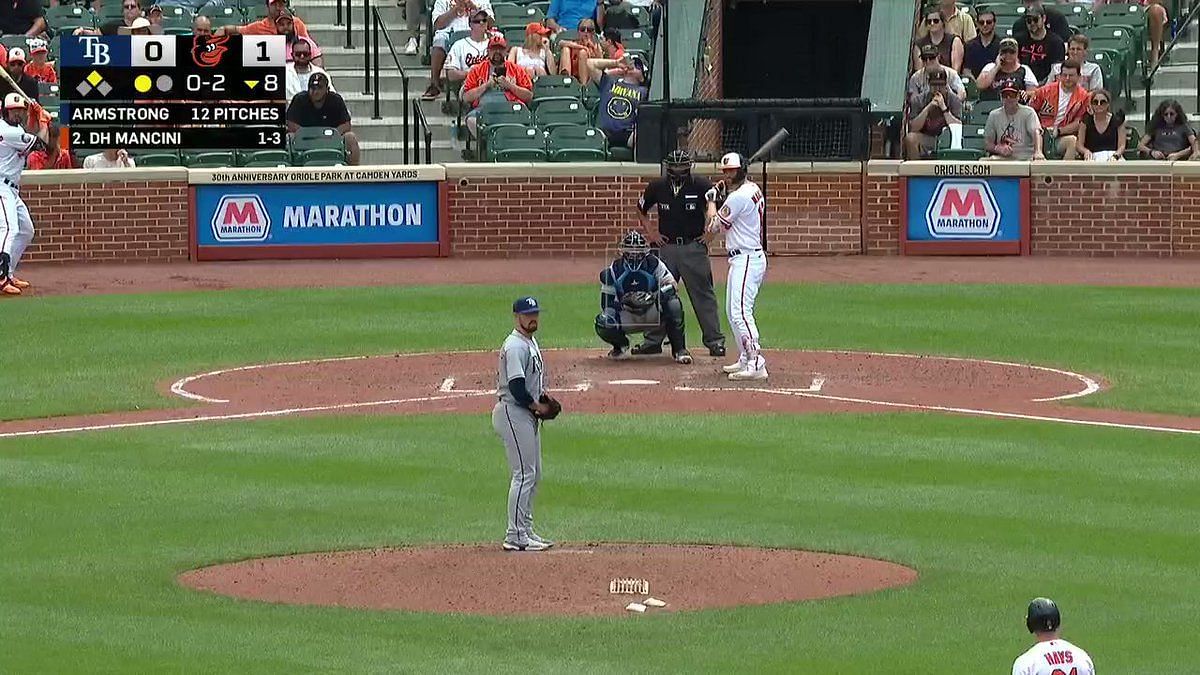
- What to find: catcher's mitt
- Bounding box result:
[621,290,656,313]
[534,394,562,420]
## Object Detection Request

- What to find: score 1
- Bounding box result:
[242,36,286,99]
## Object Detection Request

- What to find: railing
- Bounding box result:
[413,99,433,164]
[1144,1,1200,125]
[334,0,354,48]
[364,5,412,163]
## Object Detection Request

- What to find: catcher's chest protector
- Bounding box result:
[613,261,662,329]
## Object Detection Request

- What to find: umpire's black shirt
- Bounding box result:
[637,175,713,241]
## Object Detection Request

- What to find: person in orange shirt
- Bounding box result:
[223,0,322,65]
[23,40,56,85]
[1025,59,1090,160]
[27,123,75,170]
[461,35,532,139]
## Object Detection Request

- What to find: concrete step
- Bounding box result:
[326,67,432,92]
[306,23,415,52]
[361,140,461,165]
[351,118,451,143]
[295,1,407,27]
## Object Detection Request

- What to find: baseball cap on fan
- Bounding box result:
[513,296,541,314]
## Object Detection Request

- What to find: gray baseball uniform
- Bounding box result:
[493,329,545,544]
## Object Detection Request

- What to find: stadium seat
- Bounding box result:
[291,126,345,151]
[532,75,583,104]
[242,3,269,20]
[96,2,125,21]
[493,3,544,24]
[445,29,471,51]
[553,29,579,47]
[45,5,95,31]
[0,36,29,52]
[239,149,291,166]
[547,125,606,161]
[136,152,183,167]
[37,81,59,98]
[605,3,653,30]
[620,29,653,55]
[582,80,600,110]
[534,99,589,129]
[489,125,547,161]
[937,148,985,160]
[473,103,534,159]
[1064,4,1094,29]
[186,151,237,168]
[298,148,348,165]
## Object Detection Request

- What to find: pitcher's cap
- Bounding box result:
[513,296,541,314]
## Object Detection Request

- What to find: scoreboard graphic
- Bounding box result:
[59,35,287,150]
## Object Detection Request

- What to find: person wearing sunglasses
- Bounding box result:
[1048,35,1103,92]
[422,0,495,101]
[1015,7,1065,84]
[912,9,964,73]
[1138,100,1198,161]
[905,65,962,159]
[557,18,602,82]
[963,9,1000,80]
[909,44,967,102]
[444,9,494,87]
[983,84,1044,161]
[75,0,144,36]
[915,0,976,43]
[1077,89,1126,161]
[1010,0,1069,42]
[976,37,1037,101]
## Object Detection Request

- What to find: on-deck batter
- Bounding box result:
[0,92,47,297]
[493,296,555,552]
[1012,597,1095,675]
[703,151,768,381]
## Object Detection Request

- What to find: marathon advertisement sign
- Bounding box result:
[192,177,447,260]
[901,169,1030,255]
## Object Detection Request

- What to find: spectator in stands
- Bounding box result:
[0,0,46,37]
[129,17,153,36]
[962,10,999,79]
[287,71,361,164]
[23,39,56,85]
[277,12,322,63]
[75,0,142,36]
[905,66,962,159]
[403,0,424,54]
[192,15,213,37]
[984,84,1044,160]
[445,9,493,87]
[913,9,965,73]
[27,123,74,170]
[423,0,495,100]
[601,27,625,59]
[147,5,167,34]
[915,0,976,43]
[1138,100,1198,160]
[224,0,320,65]
[1048,35,1103,91]
[1011,0,1069,41]
[285,38,333,101]
[1077,89,1126,161]
[1094,0,1168,68]
[545,0,595,35]
[602,0,660,36]
[509,22,555,78]
[977,37,1038,100]
[1016,6,1065,84]
[1026,59,1089,159]
[557,17,602,82]
[586,52,646,150]
[0,49,40,103]
[84,149,137,168]
[909,44,966,100]
[460,35,533,140]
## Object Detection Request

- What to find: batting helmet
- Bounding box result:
[1026,597,1061,634]
[3,93,26,110]
[619,230,650,264]
[663,149,693,182]
[720,151,748,182]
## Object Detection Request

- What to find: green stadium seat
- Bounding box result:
[291,127,345,153]
[239,149,291,166]
[156,4,192,18]
[534,98,589,129]
[490,125,547,161]
[37,81,59,98]
[45,5,95,31]
[608,146,633,161]
[298,148,347,165]
[937,148,985,160]
[186,151,237,168]
[532,74,583,103]
[493,3,544,24]
[503,28,527,46]
[547,124,606,161]
[1064,4,1094,30]
[552,29,578,48]
[96,2,125,21]
[619,29,652,55]
[136,152,183,167]
[605,3,653,30]
[582,79,600,109]
[0,36,29,52]
[445,29,471,51]
[242,3,269,20]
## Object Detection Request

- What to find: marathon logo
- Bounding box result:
[924,179,1000,239]
[211,195,270,242]
[282,203,423,228]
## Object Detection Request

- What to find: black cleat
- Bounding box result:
[631,343,663,356]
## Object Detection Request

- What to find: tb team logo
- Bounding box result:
[925,179,1000,239]
[212,195,271,242]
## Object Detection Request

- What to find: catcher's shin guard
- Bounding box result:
[661,293,687,352]
[595,312,629,347]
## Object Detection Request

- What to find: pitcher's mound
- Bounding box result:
[179,543,918,616]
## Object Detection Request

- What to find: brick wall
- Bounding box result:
[1030,173,1175,257]
[1173,175,1200,256]
[20,173,189,264]
[446,169,862,257]
[863,171,901,255]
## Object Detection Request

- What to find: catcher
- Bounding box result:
[594,230,692,364]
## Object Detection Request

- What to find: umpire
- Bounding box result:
[633,150,726,357]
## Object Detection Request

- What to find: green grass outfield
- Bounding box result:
[2,282,1199,672]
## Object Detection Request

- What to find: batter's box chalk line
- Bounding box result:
[438,377,592,394]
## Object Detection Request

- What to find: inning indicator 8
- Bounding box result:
[59,35,286,102]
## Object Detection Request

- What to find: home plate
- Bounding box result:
[608,379,661,385]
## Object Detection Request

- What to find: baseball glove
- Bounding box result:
[534,394,562,420]
[621,290,656,313]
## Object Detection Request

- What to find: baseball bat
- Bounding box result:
[746,128,790,166]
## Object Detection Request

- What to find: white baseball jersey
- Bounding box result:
[447,35,491,72]
[0,119,37,186]
[431,0,493,40]
[1012,639,1095,675]
[716,180,764,252]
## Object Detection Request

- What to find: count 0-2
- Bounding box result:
[186,74,226,92]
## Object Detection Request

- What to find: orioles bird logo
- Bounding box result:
[191,34,229,68]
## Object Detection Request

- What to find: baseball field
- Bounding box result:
[3,259,1199,672]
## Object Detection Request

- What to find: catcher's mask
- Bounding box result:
[720,151,748,183]
[663,149,693,183]
[619,230,650,265]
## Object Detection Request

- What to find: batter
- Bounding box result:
[704,152,768,380]
[493,296,554,552]
[0,92,47,296]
